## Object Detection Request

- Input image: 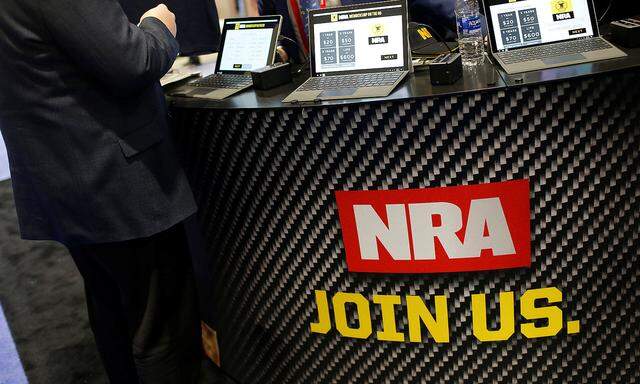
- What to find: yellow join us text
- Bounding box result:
[310,287,580,342]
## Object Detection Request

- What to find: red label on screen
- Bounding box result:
[335,179,531,273]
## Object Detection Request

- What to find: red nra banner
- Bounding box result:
[335,179,531,273]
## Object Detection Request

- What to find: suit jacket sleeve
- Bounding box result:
[39,0,179,95]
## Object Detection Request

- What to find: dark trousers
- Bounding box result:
[68,223,202,384]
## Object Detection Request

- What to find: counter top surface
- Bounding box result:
[167,45,640,110]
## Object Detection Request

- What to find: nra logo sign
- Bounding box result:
[335,179,531,273]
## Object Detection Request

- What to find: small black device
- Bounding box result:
[610,16,640,48]
[251,62,292,90]
[428,53,463,85]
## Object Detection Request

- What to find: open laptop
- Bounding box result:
[283,0,410,103]
[173,16,282,99]
[483,0,626,74]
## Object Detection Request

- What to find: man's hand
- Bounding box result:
[140,4,177,37]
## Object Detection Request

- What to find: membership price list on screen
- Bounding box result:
[489,0,594,51]
[312,5,405,74]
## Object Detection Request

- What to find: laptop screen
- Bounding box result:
[309,0,409,76]
[485,0,597,52]
[216,17,281,73]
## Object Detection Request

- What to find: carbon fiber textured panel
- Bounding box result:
[171,72,640,384]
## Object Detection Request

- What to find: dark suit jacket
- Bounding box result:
[0,0,197,245]
[118,0,221,56]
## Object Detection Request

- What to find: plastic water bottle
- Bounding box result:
[455,0,485,67]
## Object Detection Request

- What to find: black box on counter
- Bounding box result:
[428,52,463,85]
[610,16,640,48]
[251,63,292,90]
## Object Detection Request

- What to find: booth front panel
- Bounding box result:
[171,70,640,383]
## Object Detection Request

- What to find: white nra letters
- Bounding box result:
[353,198,516,260]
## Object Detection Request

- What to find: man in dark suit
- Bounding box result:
[0,1,201,383]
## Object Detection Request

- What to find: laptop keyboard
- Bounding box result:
[191,73,252,89]
[298,72,403,91]
[498,38,612,65]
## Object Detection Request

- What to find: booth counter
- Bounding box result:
[168,49,640,383]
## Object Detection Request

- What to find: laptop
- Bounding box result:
[174,16,282,99]
[483,0,626,74]
[283,0,411,103]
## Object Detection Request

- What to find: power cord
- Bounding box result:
[598,0,613,24]
[278,34,310,74]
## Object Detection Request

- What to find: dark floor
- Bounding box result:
[0,180,234,384]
